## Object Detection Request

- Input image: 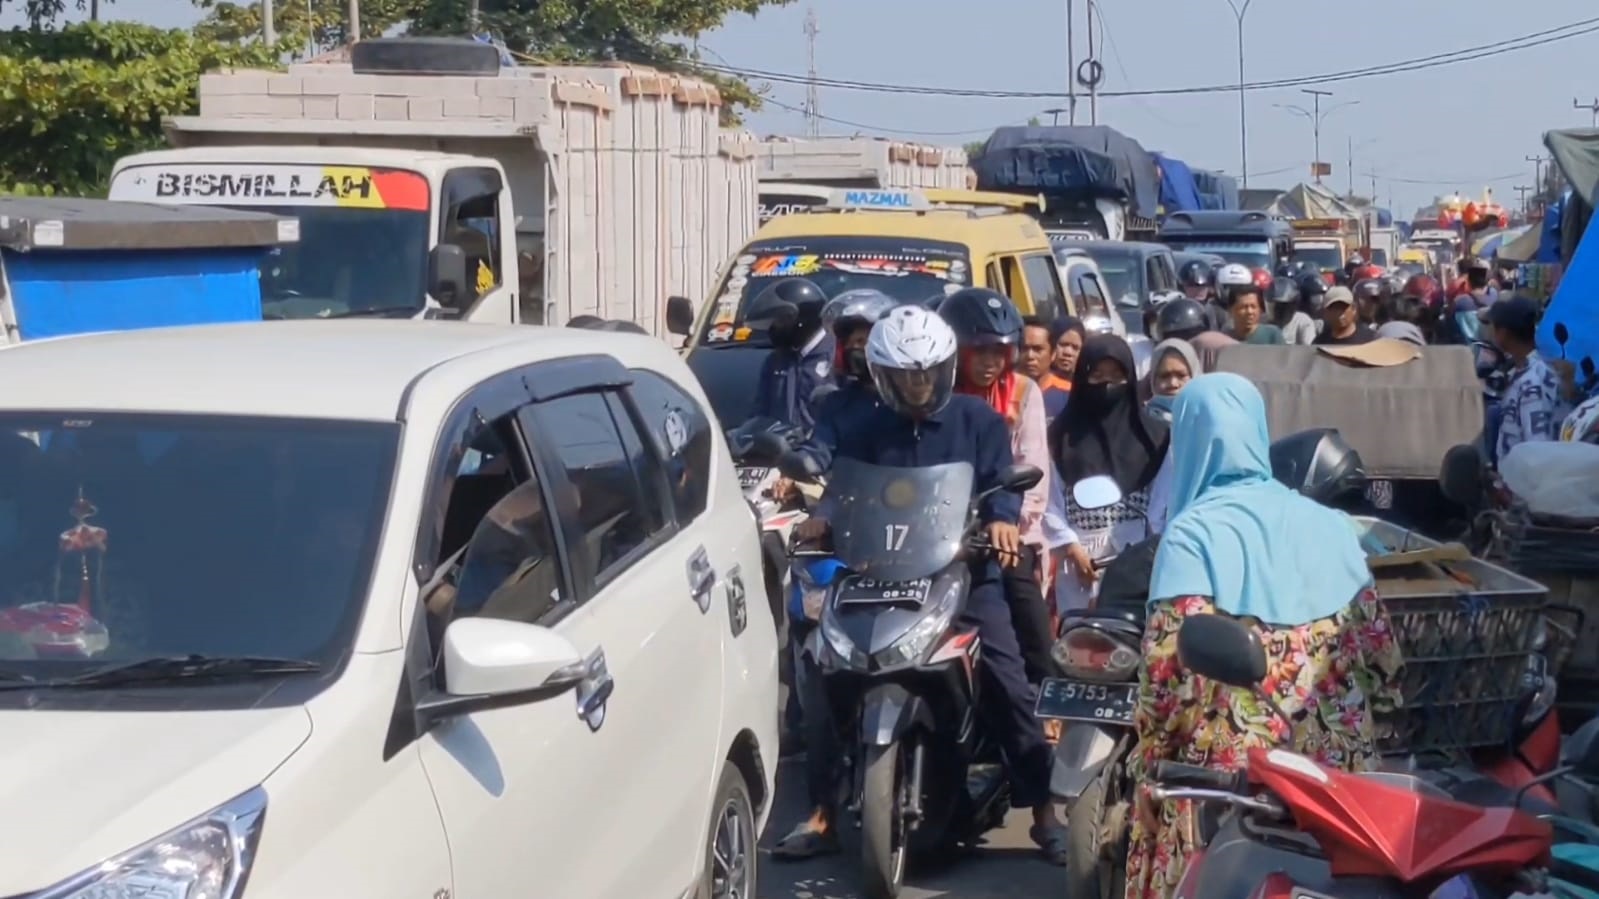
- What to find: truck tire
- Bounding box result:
[1066,769,1127,899]
[696,761,757,899]
[860,741,908,899]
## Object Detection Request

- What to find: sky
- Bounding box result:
[11,0,1599,217]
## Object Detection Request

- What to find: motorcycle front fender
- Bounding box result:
[1050,723,1128,799]
[859,682,935,747]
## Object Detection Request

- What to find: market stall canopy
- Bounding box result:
[1546,128,1599,206]
[1472,226,1533,259]
[1497,223,1543,263]
[1266,182,1362,222]
[973,125,1160,219]
[1539,198,1599,365]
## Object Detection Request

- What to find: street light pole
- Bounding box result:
[1226,0,1255,187]
[1302,88,1331,181]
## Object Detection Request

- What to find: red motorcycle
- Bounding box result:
[1153,614,1593,898]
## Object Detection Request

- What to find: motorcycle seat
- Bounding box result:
[1062,604,1145,627]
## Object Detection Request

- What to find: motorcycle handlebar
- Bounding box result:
[1152,761,1243,792]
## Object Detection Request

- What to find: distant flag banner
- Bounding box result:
[108,164,429,211]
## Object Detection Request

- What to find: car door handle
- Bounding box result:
[571,647,612,732]
[687,545,716,613]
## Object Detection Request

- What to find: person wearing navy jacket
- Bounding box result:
[793,305,1069,866]
[747,278,835,431]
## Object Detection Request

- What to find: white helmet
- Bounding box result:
[865,305,959,419]
[1216,263,1254,289]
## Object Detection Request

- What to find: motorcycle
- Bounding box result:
[784,452,1042,899]
[727,417,814,620]
[1160,613,1577,898]
[1048,427,1369,899]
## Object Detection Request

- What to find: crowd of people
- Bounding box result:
[714,257,1584,895]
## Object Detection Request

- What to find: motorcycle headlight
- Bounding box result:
[820,603,868,670]
[35,786,266,899]
[872,575,964,670]
[1522,653,1556,728]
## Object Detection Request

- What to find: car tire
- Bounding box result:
[1066,766,1127,899]
[860,741,907,899]
[698,760,757,899]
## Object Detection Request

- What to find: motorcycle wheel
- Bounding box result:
[860,741,908,899]
[1066,769,1128,899]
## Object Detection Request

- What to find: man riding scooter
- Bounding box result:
[748,277,835,431]
[791,305,1069,865]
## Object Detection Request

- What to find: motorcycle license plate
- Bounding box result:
[836,576,932,605]
[1035,678,1136,725]
[738,467,771,491]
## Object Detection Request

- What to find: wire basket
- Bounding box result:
[1354,516,1550,756]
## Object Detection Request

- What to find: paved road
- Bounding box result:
[758,758,1065,899]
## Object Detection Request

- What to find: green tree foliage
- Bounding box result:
[0,22,279,195]
[194,0,413,54]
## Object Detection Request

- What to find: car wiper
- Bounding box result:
[327,305,424,319]
[0,655,321,691]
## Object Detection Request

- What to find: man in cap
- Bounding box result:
[1312,286,1377,346]
[1485,296,1566,464]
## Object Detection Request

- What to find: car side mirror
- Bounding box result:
[1438,443,1488,508]
[1555,322,1570,348]
[428,243,471,310]
[666,295,695,336]
[416,619,588,725]
[1176,615,1267,689]
[1071,474,1123,510]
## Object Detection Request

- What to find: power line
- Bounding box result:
[758,96,1019,137]
[1359,171,1524,186]
[697,16,1599,100]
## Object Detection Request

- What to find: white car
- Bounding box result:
[0,321,778,899]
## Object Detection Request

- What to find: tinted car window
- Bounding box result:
[452,477,566,625]
[0,414,396,675]
[1069,267,1110,318]
[1021,254,1066,321]
[522,392,661,586]
[627,370,713,523]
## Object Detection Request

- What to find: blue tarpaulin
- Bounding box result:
[5,249,265,341]
[1192,169,1240,210]
[1540,194,1566,264]
[1539,210,1599,365]
[1154,153,1202,214]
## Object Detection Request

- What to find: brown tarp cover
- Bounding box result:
[1214,345,1482,479]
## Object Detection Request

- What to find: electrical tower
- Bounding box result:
[803,8,821,138]
[1577,97,1599,128]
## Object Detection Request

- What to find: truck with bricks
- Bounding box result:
[107,38,760,338]
[753,136,971,224]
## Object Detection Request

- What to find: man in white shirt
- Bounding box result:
[1484,297,1566,464]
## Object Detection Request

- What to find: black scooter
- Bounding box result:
[783,452,1041,899]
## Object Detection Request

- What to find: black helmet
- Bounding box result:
[1178,259,1214,288]
[746,277,827,347]
[937,287,1024,347]
[1269,428,1366,507]
[1296,271,1328,311]
[821,288,900,340]
[1269,276,1300,308]
[1352,278,1385,302]
[1154,297,1210,341]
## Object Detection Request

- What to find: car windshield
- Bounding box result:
[698,236,971,345]
[0,414,396,681]
[824,458,974,580]
[1166,241,1272,269]
[250,206,430,319]
[1293,244,1344,271]
[1370,248,1389,267]
[1077,248,1142,302]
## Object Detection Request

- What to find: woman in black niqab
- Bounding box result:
[1050,333,1169,496]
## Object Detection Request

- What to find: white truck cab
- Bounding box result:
[110,146,518,324]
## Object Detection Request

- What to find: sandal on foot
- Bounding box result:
[1030,824,1069,867]
[771,824,840,861]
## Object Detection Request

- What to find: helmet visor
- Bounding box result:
[871,356,956,419]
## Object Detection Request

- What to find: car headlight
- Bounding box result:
[36,786,266,899]
[872,574,965,671]
[1522,653,1556,728]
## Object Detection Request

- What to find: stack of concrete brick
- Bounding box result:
[754,137,972,190]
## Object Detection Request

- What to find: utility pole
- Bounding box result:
[262,0,276,44]
[1347,136,1354,199]
[1514,185,1532,215]
[1085,0,1098,124]
[1226,0,1255,188]
[1526,154,1551,195]
[1065,0,1077,125]
[1303,88,1331,182]
[347,0,361,43]
[1576,97,1599,128]
[803,8,821,138]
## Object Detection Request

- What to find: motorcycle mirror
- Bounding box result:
[1556,322,1570,347]
[1583,357,1596,381]
[994,464,1044,495]
[777,449,824,484]
[1176,615,1267,689]
[1438,443,1488,509]
[1071,474,1123,510]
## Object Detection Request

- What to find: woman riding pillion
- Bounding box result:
[792,305,1069,864]
[938,287,1059,685]
[1122,374,1402,899]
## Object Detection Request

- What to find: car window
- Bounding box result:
[450,476,566,627]
[1069,267,1110,318]
[521,392,665,588]
[999,256,1027,305]
[627,370,712,523]
[1021,254,1065,321]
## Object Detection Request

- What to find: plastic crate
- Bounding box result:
[1354,517,1550,755]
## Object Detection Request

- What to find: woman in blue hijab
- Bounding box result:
[1121,374,1403,899]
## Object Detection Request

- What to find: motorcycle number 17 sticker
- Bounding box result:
[884,524,910,550]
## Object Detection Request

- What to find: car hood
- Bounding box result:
[686,344,771,427]
[0,706,312,894]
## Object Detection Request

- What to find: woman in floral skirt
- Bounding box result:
[1122,374,1403,899]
